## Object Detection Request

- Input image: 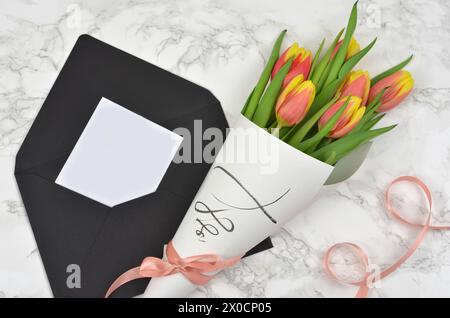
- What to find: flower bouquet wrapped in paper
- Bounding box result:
[106,2,414,298]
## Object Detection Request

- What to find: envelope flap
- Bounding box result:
[15,34,219,174]
[15,172,112,297]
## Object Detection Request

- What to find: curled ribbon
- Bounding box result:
[324,176,450,298]
[105,241,241,298]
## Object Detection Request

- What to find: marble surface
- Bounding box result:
[1,0,450,298]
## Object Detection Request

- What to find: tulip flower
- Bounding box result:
[338,70,370,105]
[271,43,301,79]
[368,70,414,112]
[282,48,313,87]
[275,77,315,127]
[318,96,365,138]
[331,37,360,60]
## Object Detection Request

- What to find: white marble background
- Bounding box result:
[1,0,450,298]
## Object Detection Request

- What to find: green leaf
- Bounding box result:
[296,98,349,153]
[286,95,338,146]
[371,55,413,86]
[243,30,287,119]
[336,129,390,162]
[281,125,297,141]
[323,2,358,88]
[353,104,379,133]
[366,87,387,111]
[338,37,377,79]
[318,137,333,148]
[315,57,334,93]
[310,125,397,164]
[348,110,375,135]
[310,29,344,84]
[279,126,292,139]
[309,38,325,79]
[251,59,294,127]
[345,87,387,135]
[362,113,385,130]
[305,78,344,120]
[240,87,255,115]
[268,119,278,129]
[347,88,386,135]
[324,151,337,165]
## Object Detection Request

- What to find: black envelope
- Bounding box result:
[14,35,272,298]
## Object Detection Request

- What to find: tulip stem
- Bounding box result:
[270,123,284,137]
[318,137,332,149]
[268,120,278,129]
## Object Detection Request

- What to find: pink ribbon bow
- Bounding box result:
[324,176,450,298]
[105,241,242,298]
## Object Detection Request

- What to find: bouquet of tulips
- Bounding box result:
[140,2,414,298]
[242,4,413,165]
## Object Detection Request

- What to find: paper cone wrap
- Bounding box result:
[143,114,334,297]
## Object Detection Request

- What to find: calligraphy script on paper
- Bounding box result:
[194,166,290,242]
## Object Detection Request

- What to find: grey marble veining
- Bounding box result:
[1,0,450,297]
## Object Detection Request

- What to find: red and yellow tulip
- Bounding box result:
[271,43,302,78]
[331,37,360,60]
[283,48,312,87]
[271,43,312,86]
[318,96,365,138]
[338,70,370,105]
[276,77,315,127]
[368,70,414,112]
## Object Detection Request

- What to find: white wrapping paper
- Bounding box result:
[143,114,334,297]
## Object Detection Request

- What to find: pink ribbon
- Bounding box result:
[105,241,242,298]
[324,176,450,298]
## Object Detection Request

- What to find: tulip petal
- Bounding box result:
[346,37,360,59]
[371,55,413,86]
[297,99,349,152]
[368,70,414,112]
[377,91,411,112]
[283,51,312,87]
[339,70,371,105]
[271,42,300,78]
[276,74,304,111]
[330,37,360,60]
[330,106,365,138]
[286,95,339,146]
[318,96,362,134]
[368,71,403,102]
[276,80,315,127]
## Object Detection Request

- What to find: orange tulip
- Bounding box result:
[338,70,370,105]
[331,37,360,60]
[318,96,365,138]
[368,70,414,112]
[276,77,315,127]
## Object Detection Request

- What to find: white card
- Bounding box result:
[55,97,183,207]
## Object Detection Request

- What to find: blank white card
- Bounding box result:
[56,98,183,207]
